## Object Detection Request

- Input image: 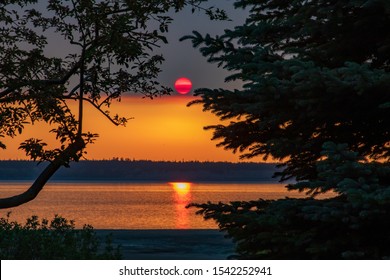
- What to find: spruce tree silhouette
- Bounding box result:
[184,0,390,259]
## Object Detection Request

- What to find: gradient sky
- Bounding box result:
[1,1,252,162]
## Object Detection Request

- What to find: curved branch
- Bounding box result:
[0,139,85,209]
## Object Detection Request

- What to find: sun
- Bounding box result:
[170,182,191,195]
[174,77,192,94]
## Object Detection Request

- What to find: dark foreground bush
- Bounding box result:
[0,214,121,259]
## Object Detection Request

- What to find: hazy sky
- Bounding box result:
[1,1,253,162]
[158,0,248,92]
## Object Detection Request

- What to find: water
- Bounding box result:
[0,181,318,229]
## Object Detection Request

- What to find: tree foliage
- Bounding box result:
[185,0,390,259]
[184,0,390,182]
[0,0,227,208]
[191,143,390,259]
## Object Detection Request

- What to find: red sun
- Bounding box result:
[174,77,192,94]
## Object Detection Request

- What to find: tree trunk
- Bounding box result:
[0,139,85,209]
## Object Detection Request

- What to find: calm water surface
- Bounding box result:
[0,181,315,229]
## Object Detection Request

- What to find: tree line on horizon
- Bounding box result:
[0,160,277,181]
[0,158,274,164]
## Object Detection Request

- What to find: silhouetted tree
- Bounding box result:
[0,0,227,209]
[185,0,390,259]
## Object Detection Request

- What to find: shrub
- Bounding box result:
[0,214,121,259]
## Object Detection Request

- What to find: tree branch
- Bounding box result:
[65,83,81,97]
[63,96,129,126]
[0,138,85,209]
[0,60,82,99]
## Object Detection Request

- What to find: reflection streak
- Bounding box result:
[170,182,192,229]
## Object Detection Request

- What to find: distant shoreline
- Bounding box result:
[0,179,281,184]
[0,160,280,182]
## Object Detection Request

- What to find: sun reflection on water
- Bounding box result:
[169,182,192,229]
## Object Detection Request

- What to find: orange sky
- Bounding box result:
[0,94,250,162]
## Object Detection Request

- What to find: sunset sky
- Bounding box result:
[1,95,245,161]
[1,1,251,162]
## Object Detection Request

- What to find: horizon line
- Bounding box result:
[0,158,276,164]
